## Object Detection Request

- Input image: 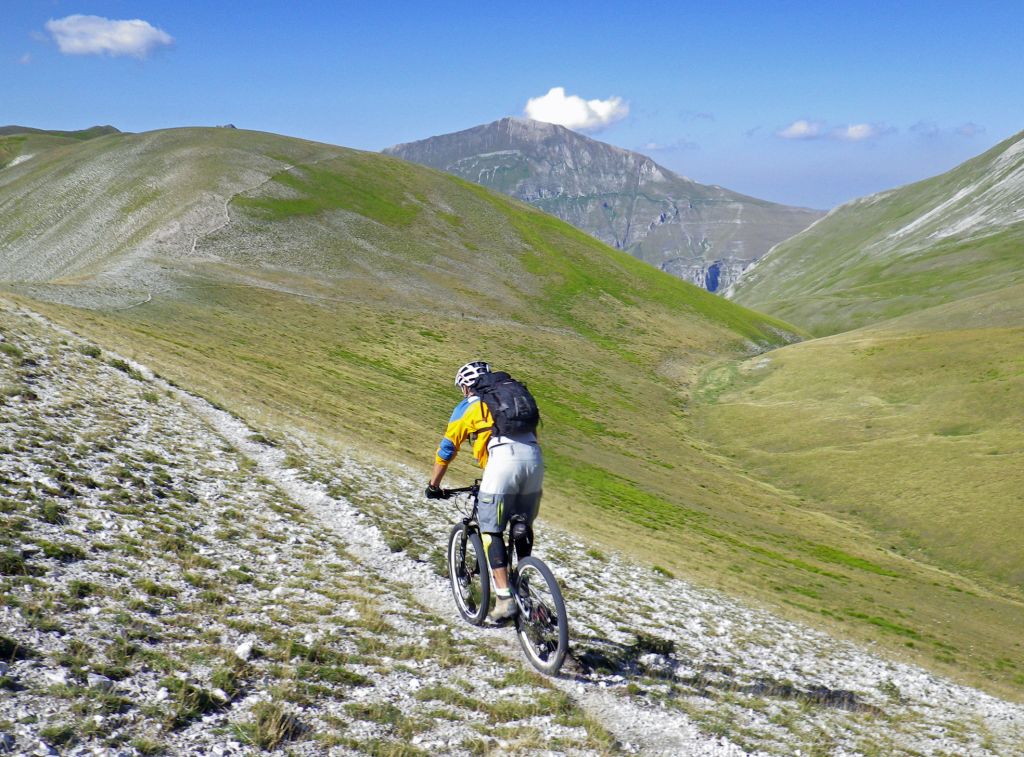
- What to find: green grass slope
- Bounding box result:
[0,133,76,170]
[0,125,118,169]
[3,127,1024,699]
[729,129,1024,335]
[692,282,1024,691]
[0,128,341,284]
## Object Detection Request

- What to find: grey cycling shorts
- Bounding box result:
[478,438,543,534]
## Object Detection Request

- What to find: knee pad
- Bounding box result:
[482,532,507,570]
[510,520,533,560]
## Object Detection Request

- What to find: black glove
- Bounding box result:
[425,484,446,500]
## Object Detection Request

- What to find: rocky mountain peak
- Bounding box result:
[384,120,822,292]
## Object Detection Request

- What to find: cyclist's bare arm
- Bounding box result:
[429,460,449,488]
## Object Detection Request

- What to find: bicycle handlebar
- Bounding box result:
[442,482,480,498]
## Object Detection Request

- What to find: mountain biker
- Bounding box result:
[426,361,544,623]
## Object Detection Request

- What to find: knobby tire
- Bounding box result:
[513,556,568,675]
[447,523,490,626]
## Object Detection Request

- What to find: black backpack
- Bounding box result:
[473,371,540,437]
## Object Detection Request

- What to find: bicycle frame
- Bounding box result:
[443,481,569,675]
[446,482,526,592]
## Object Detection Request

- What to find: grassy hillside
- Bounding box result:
[691,283,1024,688]
[0,128,340,284]
[0,133,77,170]
[0,125,118,170]
[0,124,119,138]
[4,127,1024,699]
[729,129,1024,335]
[697,282,1024,584]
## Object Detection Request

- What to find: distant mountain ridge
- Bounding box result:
[0,125,121,171]
[728,128,1024,334]
[384,117,823,292]
[0,124,119,139]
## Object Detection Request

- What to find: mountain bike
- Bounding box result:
[444,482,569,675]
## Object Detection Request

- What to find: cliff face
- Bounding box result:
[384,118,823,291]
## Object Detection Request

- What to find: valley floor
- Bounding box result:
[1,301,1022,756]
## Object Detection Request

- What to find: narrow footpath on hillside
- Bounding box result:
[2,301,1022,756]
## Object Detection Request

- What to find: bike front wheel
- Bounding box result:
[447,524,490,625]
[513,556,569,675]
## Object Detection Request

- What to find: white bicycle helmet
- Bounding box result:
[454,361,491,389]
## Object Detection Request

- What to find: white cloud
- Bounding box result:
[18,53,32,65]
[524,87,628,132]
[776,119,824,140]
[777,119,893,142]
[831,123,891,142]
[45,15,173,59]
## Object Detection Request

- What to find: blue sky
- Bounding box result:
[4,1,1023,208]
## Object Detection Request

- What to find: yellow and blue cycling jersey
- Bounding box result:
[435,395,494,469]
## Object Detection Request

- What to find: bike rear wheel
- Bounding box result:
[513,556,568,675]
[447,524,490,625]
